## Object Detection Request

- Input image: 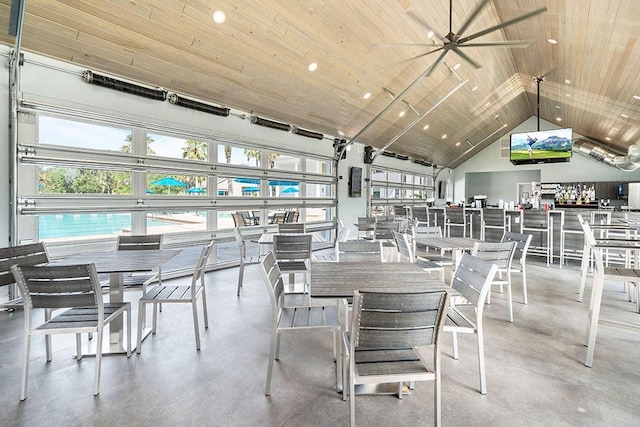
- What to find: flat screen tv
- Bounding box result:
[510,128,573,165]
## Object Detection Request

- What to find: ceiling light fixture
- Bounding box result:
[556,117,562,121]
[471,85,478,91]
[633,95,640,100]
[548,38,558,44]
[399,111,406,117]
[427,30,434,38]
[555,105,561,109]
[621,113,629,118]
[605,137,611,141]
[308,62,318,72]
[423,124,429,130]
[456,142,461,146]
[453,63,461,70]
[565,79,571,84]
[442,134,447,139]
[212,10,226,24]
[363,92,371,99]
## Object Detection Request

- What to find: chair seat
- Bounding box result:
[277,261,309,272]
[278,305,339,329]
[353,348,432,376]
[34,303,129,333]
[415,257,445,270]
[141,285,202,303]
[444,307,477,332]
[603,267,640,280]
[244,256,261,265]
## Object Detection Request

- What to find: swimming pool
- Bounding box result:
[38,213,172,239]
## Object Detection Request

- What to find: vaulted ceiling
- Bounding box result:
[1,0,639,168]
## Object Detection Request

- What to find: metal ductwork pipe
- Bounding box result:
[573,139,640,171]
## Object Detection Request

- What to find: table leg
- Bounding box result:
[109,272,124,345]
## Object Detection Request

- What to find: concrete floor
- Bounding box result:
[0,257,639,426]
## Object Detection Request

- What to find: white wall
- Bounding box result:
[0,48,10,247]
[454,116,640,203]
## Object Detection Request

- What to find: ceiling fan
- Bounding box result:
[396,0,547,75]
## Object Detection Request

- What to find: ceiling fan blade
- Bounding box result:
[457,7,548,44]
[398,46,444,64]
[406,10,445,41]
[456,0,492,38]
[451,48,481,69]
[375,43,437,48]
[461,40,531,48]
[425,50,449,77]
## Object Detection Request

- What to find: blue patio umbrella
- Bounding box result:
[243,186,260,192]
[187,187,206,194]
[282,187,299,194]
[151,177,188,187]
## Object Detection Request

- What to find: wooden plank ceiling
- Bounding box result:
[0,0,639,169]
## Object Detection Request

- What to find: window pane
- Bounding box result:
[218,177,261,197]
[147,211,206,234]
[304,207,330,223]
[372,187,386,199]
[269,152,299,171]
[146,174,206,195]
[39,212,132,240]
[39,166,132,195]
[218,144,259,167]
[372,169,386,181]
[39,116,131,152]
[306,158,331,175]
[388,172,402,183]
[270,180,300,197]
[148,133,208,161]
[306,183,332,198]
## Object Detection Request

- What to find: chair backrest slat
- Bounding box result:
[413,223,443,238]
[191,241,214,289]
[278,223,306,234]
[336,240,382,262]
[451,253,499,307]
[259,252,286,312]
[352,289,450,350]
[11,264,100,310]
[471,241,516,269]
[273,234,312,260]
[501,231,533,265]
[117,235,162,250]
[0,242,50,287]
[392,230,413,261]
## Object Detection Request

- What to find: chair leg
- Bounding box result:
[76,333,82,360]
[507,272,514,323]
[578,244,590,302]
[192,299,201,351]
[585,272,604,367]
[201,287,209,330]
[435,369,441,427]
[275,334,282,360]
[237,262,245,296]
[152,302,159,333]
[136,300,145,354]
[265,331,278,396]
[521,265,528,305]
[476,327,487,395]
[125,305,132,358]
[93,326,103,396]
[349,373,356,427]
[20,334,31,401]
[452,332,459,360]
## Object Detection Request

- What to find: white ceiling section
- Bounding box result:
[1,0,638,168]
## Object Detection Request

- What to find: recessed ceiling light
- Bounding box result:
[548,38,558,44]
[634,95,640,100]
[399,111,406,117]
[346,145,352,151]
[556,117,562,122]
[453,63,461,70]
[471,85,478,91]
[485,102,491,106]
[442,134,447,139]
[423,124,429,130]
[427,30,434,38]
[565,93,571,97]
[565,79,571,84]
[308,62,318,72]
[605,137,612,141]
[363,92,371,99]
[456,142,461,146]
[555,105,561,109]
[338,130,345,136]
[212,10,226,24]
[621,113,629,118]
[612,127,619,131]
[494,114,500,119]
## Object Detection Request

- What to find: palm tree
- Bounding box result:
[244,149,261,167]
[182,140,207,188]
[121,133,156,155]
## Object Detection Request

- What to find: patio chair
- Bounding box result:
[471,241,517,322]
[411,223,452,266]
[270,212,287,224]
[116,235,164,293]
[278,222,306,233]
[136,241,213,352]
[336,240,382,262]
[500,231,533,304]
[444,253,499,394]
[344,288,451,426]
[232,212,252,227]
[391,231,444,281]
[235,227,261,296]
[0,242,50,306]
[258,252,342,395]
[273,234,312,295]
[286,211,300,222]
[11,263,131,400]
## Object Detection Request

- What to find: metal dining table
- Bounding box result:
[52,248,181,355]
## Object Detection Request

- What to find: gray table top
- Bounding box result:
[310,261,447,298]
[51,249,182,274]
[413,237,480,251]
[255,233,325,244]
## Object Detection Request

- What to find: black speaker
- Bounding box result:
[349,167,363,197]
[438,181,446,199]
[364,146,374,164]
